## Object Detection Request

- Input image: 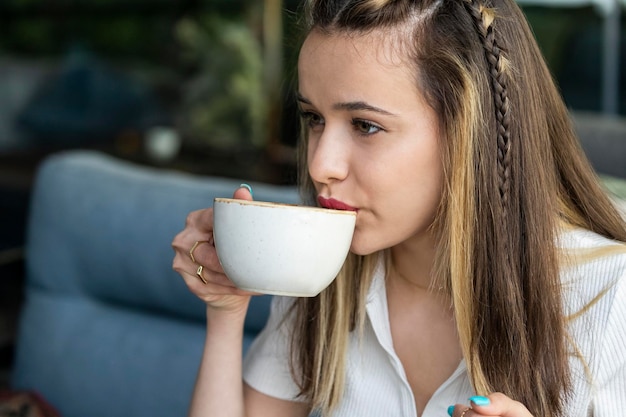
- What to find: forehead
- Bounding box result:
[297,29,421,104]
[299,28,413,70]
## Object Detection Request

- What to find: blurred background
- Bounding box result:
[0,0,625,387]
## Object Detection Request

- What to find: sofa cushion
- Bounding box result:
[13,290,208,417]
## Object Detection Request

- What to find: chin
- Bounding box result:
[349,237,380,257]
[349,247,372,256]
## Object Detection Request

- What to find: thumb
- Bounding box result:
[232,183,254,201]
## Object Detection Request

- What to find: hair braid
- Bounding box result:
[463,0,512,206]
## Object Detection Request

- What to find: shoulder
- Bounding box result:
[558,227,626,362]
[558,227,626,296]
[558,227,626,344]
[559,228,626,378]
[558,226,626,253]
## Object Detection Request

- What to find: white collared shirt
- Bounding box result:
[243,228,626,416]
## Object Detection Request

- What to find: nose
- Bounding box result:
[307,126,350,186]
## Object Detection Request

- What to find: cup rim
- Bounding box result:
[214,197,357,216]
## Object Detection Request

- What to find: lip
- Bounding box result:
[318,196,358,212]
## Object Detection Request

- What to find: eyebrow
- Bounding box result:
[296,93,397,116]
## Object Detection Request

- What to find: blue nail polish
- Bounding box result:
[469,395,490,406]
[239,183,254,198]
[447,405,455,416]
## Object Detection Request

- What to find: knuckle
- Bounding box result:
[172,257,184,272]
[490,392,506,401]
[171,232,184,250]
[185,210,200,227]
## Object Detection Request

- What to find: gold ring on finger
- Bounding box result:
[196,265,208,284]
[189,240,210,264]
[460,407,472,417]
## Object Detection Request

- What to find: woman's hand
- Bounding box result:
[172,185,258,314]
[448,394,534,417]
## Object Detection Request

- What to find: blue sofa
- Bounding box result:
[10,150,299,417]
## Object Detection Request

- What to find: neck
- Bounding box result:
[389,231,438,292]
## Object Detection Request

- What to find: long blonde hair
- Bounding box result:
[290,1,626,416]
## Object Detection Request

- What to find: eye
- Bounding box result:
[299,111,324,130]
[352,119,383,135]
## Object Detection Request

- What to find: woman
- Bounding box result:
[172,0,626,416]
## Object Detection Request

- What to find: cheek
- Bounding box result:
[349,155,443,253]
[402,161,445,226]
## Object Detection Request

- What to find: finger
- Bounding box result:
[179,270,257,304]
[187,268,262,301]
[448,405,477,417]
[197,267,239,288]
[468,394,532,417]
[172,220,222,273]
[175,248,250,290]
[184,207,215,231]
[233,183,254,201]
[171,209,215,258]
[176,266,239,293]
[172,237,217,269]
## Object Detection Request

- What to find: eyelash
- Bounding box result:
[298,111,384,136]
[352,119,383,135]
[299,111,324,129]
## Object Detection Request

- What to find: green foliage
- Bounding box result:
[175,13,267,149]
[521,6,602,77]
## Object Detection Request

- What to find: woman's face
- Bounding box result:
[298,29,444,256]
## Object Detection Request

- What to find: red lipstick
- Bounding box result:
[318,196,358,212]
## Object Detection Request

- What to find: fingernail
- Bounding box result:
[469,395,490,406]
[239,183,253,198]
[447,405,455,416]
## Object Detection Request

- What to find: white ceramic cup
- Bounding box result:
[213,198,357,297]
